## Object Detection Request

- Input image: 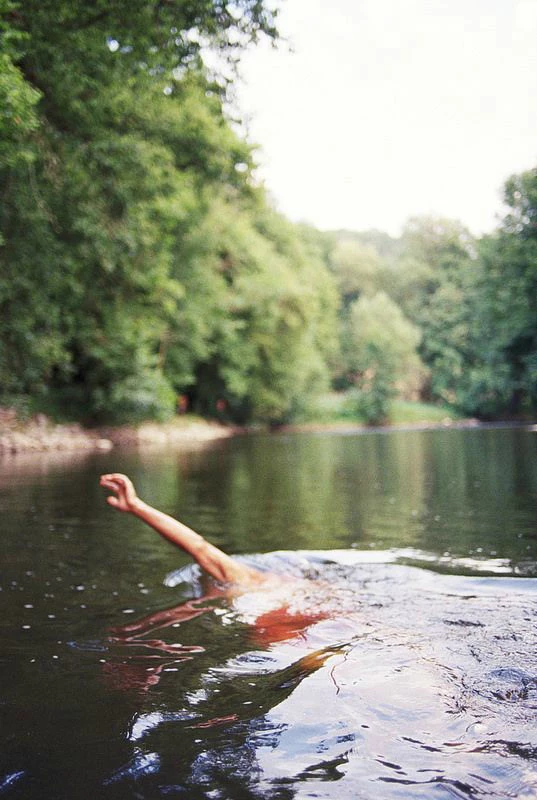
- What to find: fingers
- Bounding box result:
[101,475,125,506]
[102,474,135,493]
[100,473,137,512]
[100,478,118,491]
[100,473,129,486]
[100,474,134,494]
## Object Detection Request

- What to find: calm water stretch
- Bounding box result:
[1,426,536,799]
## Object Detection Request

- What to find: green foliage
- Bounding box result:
[0,0,343,426]
[382,216,479,408]
[463,168,537,416]
[330,228,400,260]
[346,292,425,423]
[374,194,537,418]
[94,369,176,424]
[1,0,536,426]
[0,54,41,170]
[305,394,458,426]
[164,200,339,424]
[388,400,459,424]
[393,216,476,323]
[330,238,385,305]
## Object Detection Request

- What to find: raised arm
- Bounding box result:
[99,473,261,586]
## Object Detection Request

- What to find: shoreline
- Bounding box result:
[274,418,537,436]
[275,418,477,434]
[1,408,534,455]
[0,409,236,455]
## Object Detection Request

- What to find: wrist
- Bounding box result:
[129,497,146,515]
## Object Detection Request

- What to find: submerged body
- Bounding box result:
[100,473,325,666]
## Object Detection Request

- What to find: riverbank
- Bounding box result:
[1,405,533,455]
[0,408,235,454]
[276,418,481,434]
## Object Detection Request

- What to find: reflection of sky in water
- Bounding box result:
[253,570,537,794]
[104,556,537,798]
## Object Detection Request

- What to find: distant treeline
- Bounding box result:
[1,1,536,424]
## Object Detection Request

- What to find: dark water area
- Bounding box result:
[1,426,536,799]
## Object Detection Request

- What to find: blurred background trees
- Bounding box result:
[1,1,535,425]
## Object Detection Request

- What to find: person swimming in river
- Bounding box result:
[99,473,265,587]
[100,473,342,708]
[99,474,336,693]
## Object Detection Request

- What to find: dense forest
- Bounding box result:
[1,0,536,425]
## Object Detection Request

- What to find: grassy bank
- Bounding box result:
[0,393,464,454]
[298,393,461,427]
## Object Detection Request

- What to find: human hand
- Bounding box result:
[99,473,140,513]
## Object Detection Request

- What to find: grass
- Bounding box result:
[388,400,461,425]
[301,392,461,427]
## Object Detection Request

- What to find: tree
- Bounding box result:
[165,199,339,424]
[347,292,425,423]
[1,0,343,426]
[330,238,384,305]
[386,216,478,405]
[0,0,298,423]
[463,168,537,416]
[326,234,387,389]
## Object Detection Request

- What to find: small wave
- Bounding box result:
[164,549,537,596]
[104,750,160,784]
[474,667,537,704]
[282,547,537,583]
[0,771,25,794]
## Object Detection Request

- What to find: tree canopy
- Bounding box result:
[1,1,535,425]
[1,0,339,424]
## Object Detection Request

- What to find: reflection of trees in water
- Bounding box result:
[101,591,350,798]
[104,644,348,798]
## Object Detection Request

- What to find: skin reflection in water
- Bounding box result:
[103,585,334,694]
[104,604,350,796]
[102,580,351,796]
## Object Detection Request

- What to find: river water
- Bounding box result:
[1,426,536,799]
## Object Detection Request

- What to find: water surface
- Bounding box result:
[1,426,536,798]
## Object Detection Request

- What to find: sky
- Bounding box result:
[235,0,537,236]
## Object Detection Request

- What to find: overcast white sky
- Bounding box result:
[235,0,537,236]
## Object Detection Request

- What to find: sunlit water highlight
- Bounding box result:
[89,553,537,800]
[1,426,536,798]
